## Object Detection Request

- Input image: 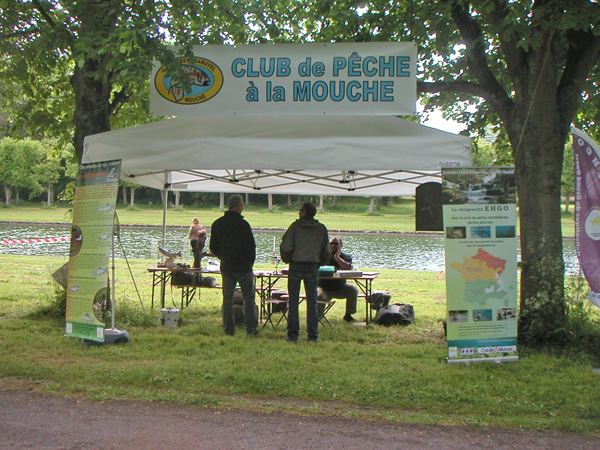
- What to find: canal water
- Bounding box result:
[0,224,580,274]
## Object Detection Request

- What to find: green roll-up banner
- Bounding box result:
[442,167,518,364]
[65,160,121,342]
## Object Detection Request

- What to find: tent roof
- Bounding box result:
[82,115,472,196]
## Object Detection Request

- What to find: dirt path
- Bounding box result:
[1,389,598,450]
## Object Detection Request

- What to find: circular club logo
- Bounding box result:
[154,56,223,105]
[584,207,600,241]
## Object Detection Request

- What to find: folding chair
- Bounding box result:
[262,294,289,329]
[317,300,336,329]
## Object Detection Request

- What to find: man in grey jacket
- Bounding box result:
[280,202,329,342]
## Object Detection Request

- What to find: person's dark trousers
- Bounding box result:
[191,239,203,268]
[287,262,320,341]
[221,271,258,335]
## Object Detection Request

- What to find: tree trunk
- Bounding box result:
[129,186,135,209]
[219,192,225,211]
[4,186,11,206]
[508,101,567,344]
[318,195,324,213]
[369,197,375,215]
[46,183,53,207]
[268,193,273,212]
[122,184,127,205]
[71,65,113,163]
[69,2,120,164]
[287,195,292,207]
[564,194,570,213]
[174,191,180,210]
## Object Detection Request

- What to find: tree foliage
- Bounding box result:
[0,137,43,205]
[0,0,254,160]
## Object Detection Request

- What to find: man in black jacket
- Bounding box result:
[210,194,258,336]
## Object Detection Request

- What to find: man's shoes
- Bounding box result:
[285,336,298,342]
[343,314,356,322]
[247,330,259,337]
[307,337,322,342]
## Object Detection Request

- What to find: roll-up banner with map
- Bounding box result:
[442,167,518,364]
[573,128,600,308]
[65,160,121,342]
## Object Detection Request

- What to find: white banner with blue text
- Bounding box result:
[150,42,416,116]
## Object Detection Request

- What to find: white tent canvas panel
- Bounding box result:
[82,115,472,196]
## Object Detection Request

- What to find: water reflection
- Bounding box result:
[0,224,579,273]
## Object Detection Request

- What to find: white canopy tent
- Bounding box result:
[82,115,472,197]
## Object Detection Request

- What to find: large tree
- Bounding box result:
[425,1,599,344]
[306,0,600,343]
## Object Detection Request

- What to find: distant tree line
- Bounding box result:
[0,138,366,210]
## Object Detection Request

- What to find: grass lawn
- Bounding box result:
[1,253,599,434]
[0,201,595,434]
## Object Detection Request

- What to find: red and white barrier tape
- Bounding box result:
[0,237,71,245]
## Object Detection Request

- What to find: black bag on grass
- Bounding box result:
[369,290,392,311]
[373,303,415,326]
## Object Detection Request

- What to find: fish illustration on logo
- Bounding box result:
[154,56,224,105]
[68,285,81,292]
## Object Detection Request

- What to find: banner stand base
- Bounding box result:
[81,328,130,347]
[446,356,518,365]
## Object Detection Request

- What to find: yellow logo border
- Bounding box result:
[154,56,224,105]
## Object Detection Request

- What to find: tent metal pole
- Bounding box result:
[161,189,168,247]
[111,212,116,329]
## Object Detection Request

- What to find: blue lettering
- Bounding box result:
[330,81,345,101]
[246,58,259,77]
[379,57,394,76]
[397,56,410,77]
[232,58,246,77]
[348,56,361,76]
[347,81,361,101]
[363,56,377,76]
[260,58,276,77]
[381,81,393,101]
[333,57,346,76]
[291,80,394,102]
[362,81,378,101]
[312,81,328,101]
[293,81,311,101]
[277,58,291,77]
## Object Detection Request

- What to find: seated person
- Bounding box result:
[318,236,359,322]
